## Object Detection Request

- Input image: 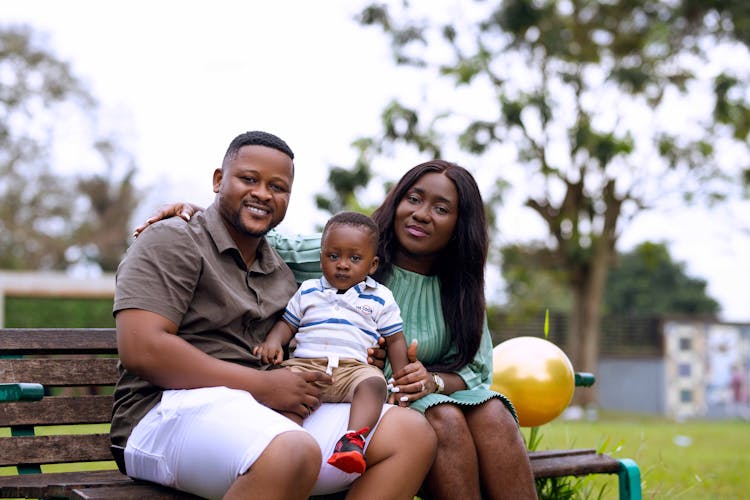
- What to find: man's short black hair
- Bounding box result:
[223,131,294,164]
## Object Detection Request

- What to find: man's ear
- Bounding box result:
[212,168,223,193]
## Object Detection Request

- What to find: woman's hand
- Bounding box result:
[387,340,433,406]
[367,336,387,370]
[133,202,202,237]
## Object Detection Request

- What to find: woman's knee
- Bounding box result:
[465,398,517,431]
[425,404,473,444]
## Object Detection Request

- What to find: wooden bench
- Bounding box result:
[0,328,641,499]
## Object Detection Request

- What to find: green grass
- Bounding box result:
[525,411,750,499]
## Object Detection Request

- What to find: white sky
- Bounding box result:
[2,0,749,322]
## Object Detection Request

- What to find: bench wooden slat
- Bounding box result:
[0,470,131,499]
[528,448,596,459]
[530,449,621,478]
[0,434,114,466]
[72,483,203,499]
[0,329,117,354]
[0,395,113,426]
[0,358,119,386]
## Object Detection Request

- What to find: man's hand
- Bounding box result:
[253,368,332,422]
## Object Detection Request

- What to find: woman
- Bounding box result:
[136,160,537,499]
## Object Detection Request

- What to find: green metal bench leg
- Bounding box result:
[617,458,642,500]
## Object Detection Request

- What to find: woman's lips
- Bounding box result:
[405,225,428,237]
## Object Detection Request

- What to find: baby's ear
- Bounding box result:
[369,256,379,274]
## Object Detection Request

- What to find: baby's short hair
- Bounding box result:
[322,211,379,249]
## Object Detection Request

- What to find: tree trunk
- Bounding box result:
[565,181,621,407]
[566,243,610,406]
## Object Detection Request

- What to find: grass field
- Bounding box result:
[526,411,750,499]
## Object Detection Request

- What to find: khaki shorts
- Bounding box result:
[282,357,386,402]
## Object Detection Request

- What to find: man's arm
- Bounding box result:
[116,309,329,419]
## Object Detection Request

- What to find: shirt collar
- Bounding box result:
[203,203,286,274]
[319,275,379,292]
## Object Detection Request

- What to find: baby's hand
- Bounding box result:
[253,342,284,365]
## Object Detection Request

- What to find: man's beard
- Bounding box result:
[230,209,277,238]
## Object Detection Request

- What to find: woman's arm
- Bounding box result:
[133,202,204,237]
[452,320,494,390]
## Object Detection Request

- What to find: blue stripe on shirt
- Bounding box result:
[380,322,403,336]
[301,318,380,341]
[357,293,385,305]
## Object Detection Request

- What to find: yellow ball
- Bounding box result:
[491,336,575,427]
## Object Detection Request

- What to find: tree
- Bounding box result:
[0,26,141,272]
[604,241,719,316]
[501,240,719,318]
[314,139,377,217]
[73,140,141,272]
[499,242,571,321]
[344,1,750,403]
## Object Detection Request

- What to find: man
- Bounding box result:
[111,131,436,500]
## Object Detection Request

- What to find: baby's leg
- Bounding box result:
[327,363,388,475]
[327,377,387,474]
[348,376,388,432]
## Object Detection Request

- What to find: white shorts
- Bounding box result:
[124,386,392,499]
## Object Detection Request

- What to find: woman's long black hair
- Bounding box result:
[371,160,489,372]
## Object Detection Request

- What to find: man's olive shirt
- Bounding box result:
[110,203,298,447]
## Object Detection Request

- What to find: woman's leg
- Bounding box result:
[422,403,482,500]
[347,406,436,500]
[464,398,537,500]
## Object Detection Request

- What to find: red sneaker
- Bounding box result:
[327,427,369,474]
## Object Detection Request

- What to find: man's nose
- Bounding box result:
[251,183,272,200]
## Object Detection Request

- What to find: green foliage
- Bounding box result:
[499,243,572,321]
[314,139,378,219]
[605,242,720,316]
[0,26,142,272]
[340,1,750,382]
[4,297,114,327]
[500,240,719,319]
